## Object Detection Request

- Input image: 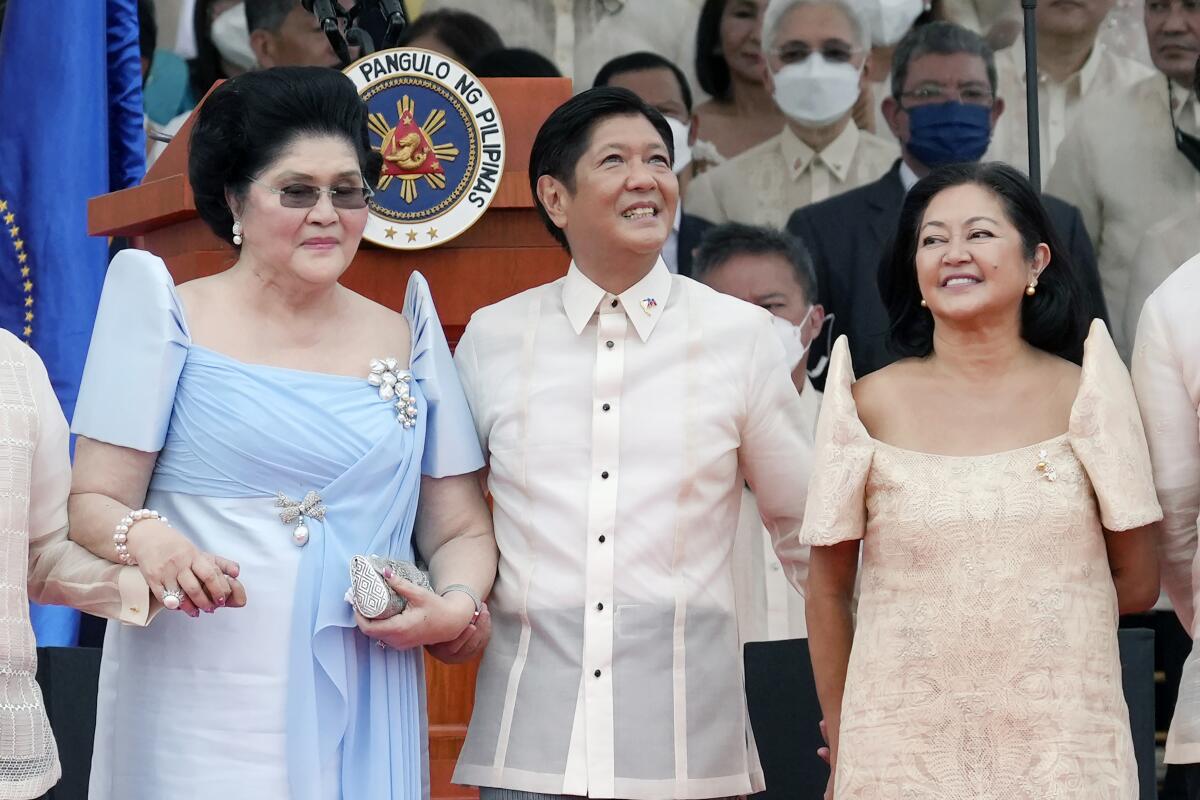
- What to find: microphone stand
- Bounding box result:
[377,0,409,48]
[304,0,410,66]
[303,0,352,65]
[1022,0,1042,189]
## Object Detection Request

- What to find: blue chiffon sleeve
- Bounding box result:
[71,250,190,453]
[404,272,485,478]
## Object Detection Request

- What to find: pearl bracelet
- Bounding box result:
[113,508,168,565]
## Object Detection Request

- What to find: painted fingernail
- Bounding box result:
[217,597,227,607]
[204,608,215,614]
[383,568,394,579]
[189,610,200,618]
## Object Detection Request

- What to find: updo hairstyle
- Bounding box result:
[188,66,383,245]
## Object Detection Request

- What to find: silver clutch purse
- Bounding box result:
[348,554,431,620]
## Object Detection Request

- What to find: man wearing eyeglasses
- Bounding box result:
[786,21,1107,379]
[685,0,898,229]
[1047,0,1200,360]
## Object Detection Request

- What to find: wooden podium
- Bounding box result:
[88,76,573,800]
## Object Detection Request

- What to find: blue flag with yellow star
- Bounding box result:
[0,0,145,645]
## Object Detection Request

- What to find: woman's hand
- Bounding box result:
[354,571,475,650]
[426,602,491,664]
[127,521,246,616]
[819,719,835,799]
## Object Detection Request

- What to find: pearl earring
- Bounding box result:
[1025,277,1038,296]
[232,220,243,246]
[920,298,928,307]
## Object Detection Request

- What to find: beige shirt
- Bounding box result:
[684,123,898,229]
[1123,207,1200,362]
[987,40,1154,179]
[732,380,820,644]
[420,0,699,90]
[0,331,153,799]
[940,0,1020,35]
[452,260,812,799]
[1131,252,1200,763]
[1045,74,1200,355]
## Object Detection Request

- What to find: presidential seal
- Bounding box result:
[344,48,506,250]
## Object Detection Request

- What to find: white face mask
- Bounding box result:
[211,3,258,72]
[771,55,861,127]
[771,307,835,378]
[866,0,924,46]
[664,115,693,175]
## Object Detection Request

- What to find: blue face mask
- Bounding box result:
[904,101,992,167]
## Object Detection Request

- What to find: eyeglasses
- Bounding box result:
[898,84,995,107]
[771,42,859,65]
[248,176,375,209]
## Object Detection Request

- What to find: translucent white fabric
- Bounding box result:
[0,330,153,799]
[1132,253,1200,763]
[453,260,812,799]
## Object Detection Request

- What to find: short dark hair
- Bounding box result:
[471,47,561,78]
[138,0,157,66]
[244,0,295,34]
[693,223,818,301]
[891,21,997,99]
[396,9,503,64]
[593,52,694,114]
[695,0,732,101]
[528,87,674,251]
[189,0,232,98]
[188,66,383,246]
[880,162,1089,363]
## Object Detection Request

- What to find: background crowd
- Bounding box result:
[122,0,1200,374]
[2,0,1200,797]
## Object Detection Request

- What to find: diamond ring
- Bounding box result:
[162,588,184,610]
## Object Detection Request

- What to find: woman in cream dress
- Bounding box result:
[804,162,1160,798]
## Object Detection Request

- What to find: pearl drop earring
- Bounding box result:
[232,220,243,246]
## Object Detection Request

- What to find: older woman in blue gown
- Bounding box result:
[65,67,497,800]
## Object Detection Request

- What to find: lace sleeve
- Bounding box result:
[1069,319,1164,532]
[799,336,874,546]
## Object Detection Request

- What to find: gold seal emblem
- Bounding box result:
[369,96,461,204]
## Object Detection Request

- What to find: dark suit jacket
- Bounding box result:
[786,161,1108,384]
[676,212,712,278]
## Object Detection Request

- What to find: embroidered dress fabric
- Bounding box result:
[71,250,483,800]
[801,321,1162,798]
[0,335,64,799]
